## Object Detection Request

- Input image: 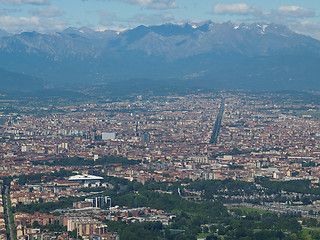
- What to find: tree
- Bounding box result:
[206,236,219,240]
[32,221,40,228]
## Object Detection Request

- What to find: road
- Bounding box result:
[4,186,14,240]
[210,98,225,144]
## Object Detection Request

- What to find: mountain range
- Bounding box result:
[0,21,320,91]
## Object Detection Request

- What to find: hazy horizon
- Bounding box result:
[0,0,319,39]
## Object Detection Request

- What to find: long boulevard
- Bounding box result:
[4,186,14,240]
[210,98,225,144]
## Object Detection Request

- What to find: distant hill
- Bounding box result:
[0,67,44,91]
[0,21,319,91]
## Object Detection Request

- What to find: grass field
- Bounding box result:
[301,227,320,239]
[196,233,211,238]
[229,206,267,214]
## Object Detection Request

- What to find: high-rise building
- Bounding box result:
[85,195,111,208]
[21,145,29,152]
[91,130,96,141]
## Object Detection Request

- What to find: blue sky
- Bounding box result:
[0,0,319,39]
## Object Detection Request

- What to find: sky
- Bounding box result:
[0,0,319,39]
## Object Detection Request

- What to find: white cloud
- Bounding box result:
[95,26,127,32]
[29,6,64,17]
[121,0,152,5]
[277,6,315,18]
[119,0,178,10]
[0,15,65,32]
[213,4,316,21]
[289,20,320,40]
[147,0,178,10]
[213,3,260,15]
[0,0,50,5]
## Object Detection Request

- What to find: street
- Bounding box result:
[4,186,14,240]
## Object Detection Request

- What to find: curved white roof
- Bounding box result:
[68,174,104,181]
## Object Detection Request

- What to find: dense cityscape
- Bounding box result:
[0,91,319,239]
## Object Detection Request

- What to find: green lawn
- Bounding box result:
[196,233,211,238]
[229,206,267,214]
[302,228,316,240]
